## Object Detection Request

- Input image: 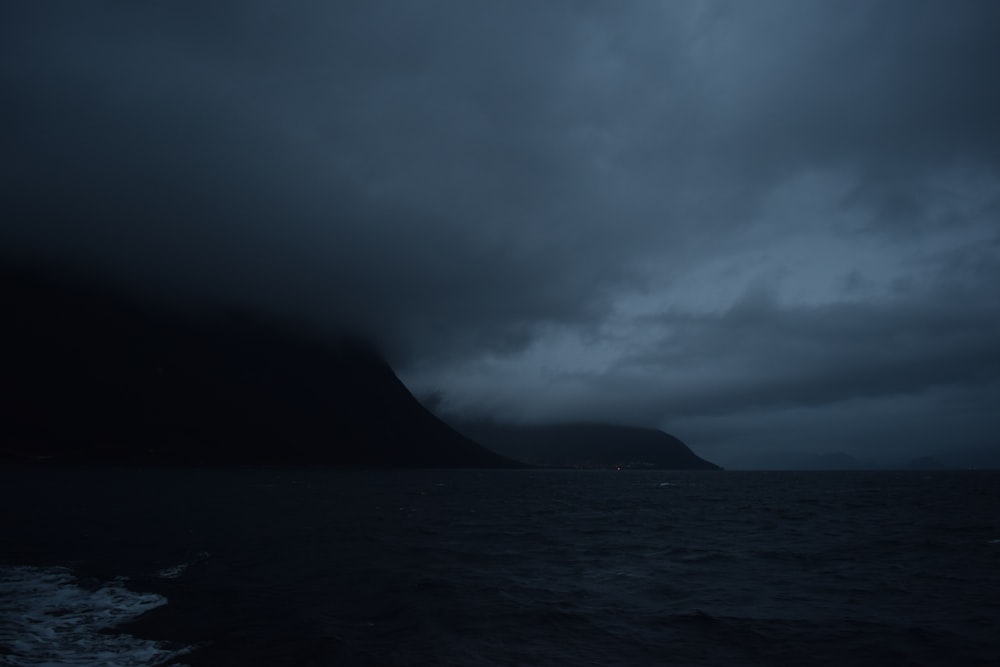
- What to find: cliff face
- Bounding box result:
[2,266,516,468]
[455,422,722,470]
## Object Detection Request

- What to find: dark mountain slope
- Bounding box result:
[454,421,721,470]
[2,265,516,468]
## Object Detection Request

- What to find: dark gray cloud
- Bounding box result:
[3,1,999,467]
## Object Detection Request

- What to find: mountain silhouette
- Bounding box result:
[2,263,517,468]
[453,421,721,470]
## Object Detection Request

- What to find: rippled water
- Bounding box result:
[2,468,999,666]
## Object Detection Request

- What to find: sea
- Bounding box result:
[1,467,998,666]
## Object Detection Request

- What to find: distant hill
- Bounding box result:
[1,264,517,468]
[904,456,949,470]
[723,450,882,471]
[453,421,721,470]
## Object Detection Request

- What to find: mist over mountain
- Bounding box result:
[454,421,720,470]
[722,448,997,471]
[2,264,515,468]
[2,2,999,466]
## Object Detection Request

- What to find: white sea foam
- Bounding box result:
[0,565,189,667]
[156,552,210,580]
[156,563,188,580]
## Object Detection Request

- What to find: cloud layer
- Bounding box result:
[4,1,999,466]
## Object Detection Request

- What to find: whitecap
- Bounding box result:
[0,565,190,667]
[156,563,188,579]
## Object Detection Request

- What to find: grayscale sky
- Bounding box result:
[3,1,999,467]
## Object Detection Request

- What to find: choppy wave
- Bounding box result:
[2,468,999,666]
[0,566,188,667]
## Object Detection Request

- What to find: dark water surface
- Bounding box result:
[2,468,999,666]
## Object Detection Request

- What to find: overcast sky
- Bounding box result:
[3,1,999,467]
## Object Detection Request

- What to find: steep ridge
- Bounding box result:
[454,421,721,470]
[2,265,516,468]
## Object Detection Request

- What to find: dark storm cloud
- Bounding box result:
[423,235,1000,414]
[3,1,999,465]
[2,1,660,355]
[633,249,1000,417]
